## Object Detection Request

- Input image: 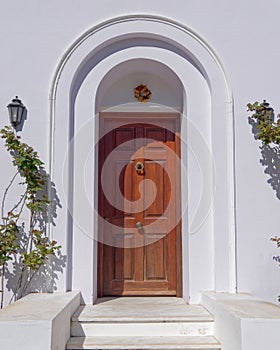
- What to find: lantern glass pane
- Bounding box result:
[7,106,11,120]
[17,106,24,123]
[11,106,18,123]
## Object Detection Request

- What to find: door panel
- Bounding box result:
[98,115,181,296]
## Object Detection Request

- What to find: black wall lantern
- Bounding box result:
[7,96,26,129]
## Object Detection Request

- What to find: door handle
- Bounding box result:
[136,221,143,229]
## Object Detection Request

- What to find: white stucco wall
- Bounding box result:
[1,1,280,304]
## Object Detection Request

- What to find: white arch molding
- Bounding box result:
[49,15,236,304]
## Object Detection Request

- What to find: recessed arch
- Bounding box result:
[49,15,236,304]
[95,58,184,111]
[68,34,211,102]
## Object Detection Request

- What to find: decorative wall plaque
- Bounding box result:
[134,84,152,102]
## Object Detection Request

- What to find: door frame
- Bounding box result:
[97,111,182,297]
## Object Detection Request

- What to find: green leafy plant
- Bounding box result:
[247,101,280,300]
[247,100,280,144]
[0,126,61,308]
[271,237,280,303]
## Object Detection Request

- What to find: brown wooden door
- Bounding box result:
[98,114,181,296]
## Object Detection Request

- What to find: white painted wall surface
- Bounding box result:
[0,1,280,304]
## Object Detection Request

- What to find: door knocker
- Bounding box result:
[135,161,145,175]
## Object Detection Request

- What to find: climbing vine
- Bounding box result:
[247,100,280,144]
[0,126,61,308]
[247,100,280,285]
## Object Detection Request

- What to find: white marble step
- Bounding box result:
[72,298,214,323]
[71,298,214,337]
[71,320,214,337]
[66,335,221,350]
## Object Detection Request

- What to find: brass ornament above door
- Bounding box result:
[134,84,152,102]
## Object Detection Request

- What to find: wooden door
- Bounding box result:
[98,113,181,296]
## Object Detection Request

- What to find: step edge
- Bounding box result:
[71,318,214,323]
[66,335,221,345]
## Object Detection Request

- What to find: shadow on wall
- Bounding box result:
[260,144,280,200]
[4,171,66,302]
[249,114,280,278]
[249,117,280,199]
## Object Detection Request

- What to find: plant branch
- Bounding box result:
[0,126,61,307]
[10,266,25,304]
[1,265,4,309]
[1,172,19,222]
[19,269,37,299]
[9,190,27,214]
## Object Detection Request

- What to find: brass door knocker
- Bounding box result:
[135,161,145,175]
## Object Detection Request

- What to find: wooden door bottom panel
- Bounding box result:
[107,290,177,296]
[107,280,176,296]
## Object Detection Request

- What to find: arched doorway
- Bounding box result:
[50,15,235,304]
